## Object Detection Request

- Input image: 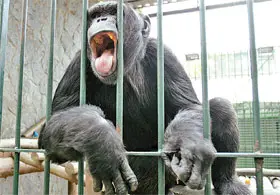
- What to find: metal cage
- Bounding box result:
[0,0,280,194]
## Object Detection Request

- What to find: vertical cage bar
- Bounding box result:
[44,0,56,194]
[199,0,212,194]
[78,159,84,195]
[79,0,88,194]
[0,0,10,137]
[12,0,27,194]
[45,0,56,120]
[80,0,87,105]
[0,0,2,38]
[116,0,124,138]
[246,0,263,194]
[246,0,261,152]
[157,0,165,194]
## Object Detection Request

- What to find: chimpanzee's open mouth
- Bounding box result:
[90,31,117,77]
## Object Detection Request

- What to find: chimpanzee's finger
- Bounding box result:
[187,158,203,189]
[162,153,177,178]
[92,175,103,192]
[162,153,172,169]
[103,180,115,195]
[187,142,216,190]
[113,170,128,195]
[171,152,193,184]
[120,158,138,192]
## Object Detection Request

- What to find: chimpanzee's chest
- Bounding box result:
[88,84,159,151]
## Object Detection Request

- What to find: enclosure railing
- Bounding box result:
[186,47,279,80]
[1,0,280,195]
[12,0,28,194]
[199,0,212,193]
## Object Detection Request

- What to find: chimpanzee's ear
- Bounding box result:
[142,15,151,37]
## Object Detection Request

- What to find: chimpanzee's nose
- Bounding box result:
[97,17,107,23]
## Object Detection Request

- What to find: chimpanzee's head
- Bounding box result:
[87,2,151,85]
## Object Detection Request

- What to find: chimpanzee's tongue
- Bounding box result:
[95,49,114,75]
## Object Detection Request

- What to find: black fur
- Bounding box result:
[39,2,251,195]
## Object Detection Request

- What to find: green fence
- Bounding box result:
[1,0,280,195]
[235,102,280,169]
[186,46,279,80]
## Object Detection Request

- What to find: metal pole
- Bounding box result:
[199,0,212,194]
[78,0,88,194]
[44,0,56,194]
[1,148,280,158]
[246,0,263,194]
[13,0,28,194]
[148,0,271,18]
[116,0,124,138]
[157,0,165,194]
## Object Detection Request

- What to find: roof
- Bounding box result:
[91,0,191,8]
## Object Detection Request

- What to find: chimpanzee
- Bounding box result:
[39,2,251,195]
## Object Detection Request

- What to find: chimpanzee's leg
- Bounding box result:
[210,98,251,195]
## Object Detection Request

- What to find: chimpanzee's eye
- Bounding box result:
[109,9,117,16]
[90,12,101,20]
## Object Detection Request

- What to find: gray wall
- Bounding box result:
[1,0,84,138]
[1,0,100,194]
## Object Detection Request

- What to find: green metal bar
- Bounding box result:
[199,0,212,194]
[127,151,162,156]
[126,151,280,157]
[116,0,124,138]
[44,0,56,194]
[208,55,210,80]
[215,152,280,158]
[80,0,87,106]
[0,0,10,137]
[255,158,264,195]
[13,0,28,193]
[2,148,280,158]
[148,0,270,18]
[157,0,165,194]
[247,51,250,76]
[0,148,46,153]
[0,1,2,40]
[246,1,263,194]
[78,159,84,195]
[46,1,56,121]
[247,6,261,149]
[78,0,88,194]
[43,156,50,195]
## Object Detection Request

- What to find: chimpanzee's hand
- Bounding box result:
[81,119,138,195]
[163,110,216,190]
[88,155,138,195]
[40,105,138,195]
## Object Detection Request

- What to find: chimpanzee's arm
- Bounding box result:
[40,105,138,194]
[51,51,82,113]
[162,49,216,190]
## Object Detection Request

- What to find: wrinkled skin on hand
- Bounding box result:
[39,105,138,194]
[163,109,216,190]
